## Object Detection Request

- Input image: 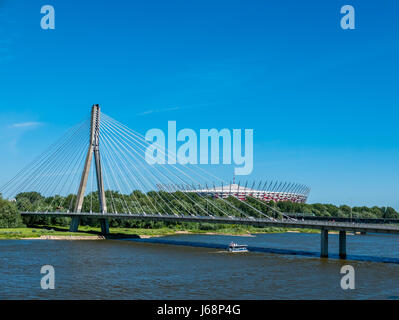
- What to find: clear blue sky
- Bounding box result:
[0,0,398,208]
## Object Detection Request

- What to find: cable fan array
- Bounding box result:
[0,111,309,221]
[0,118,92,213]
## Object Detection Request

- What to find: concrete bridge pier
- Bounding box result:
[69,216,80,232]
[69,216,109,234]
[339,231,347,259]
[320,229,329,258]
[100,218,109,235]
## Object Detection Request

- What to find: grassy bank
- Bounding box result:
[0,224,319,240]
[0,227,92,239]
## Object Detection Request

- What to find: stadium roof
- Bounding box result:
[185,183,291,194]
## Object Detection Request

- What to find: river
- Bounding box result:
[1,232,398,299]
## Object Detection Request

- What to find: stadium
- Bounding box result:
[180,181,310,203]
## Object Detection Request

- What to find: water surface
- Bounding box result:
[1,232,398,299]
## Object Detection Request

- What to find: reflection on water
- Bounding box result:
[0,232,398,299]
[132,233,399,264]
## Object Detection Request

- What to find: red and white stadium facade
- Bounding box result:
[182,182,310,203]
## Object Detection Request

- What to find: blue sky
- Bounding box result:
[0,0,398,208]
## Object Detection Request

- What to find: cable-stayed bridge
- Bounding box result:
[2,105,399,259]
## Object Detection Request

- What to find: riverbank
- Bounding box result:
[0,225,320,240]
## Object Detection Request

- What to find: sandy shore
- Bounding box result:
[25,235,106,240]
[201,232,255,237]
[23,231,256,240]
[137,234,165,239]
[20,230,356,241]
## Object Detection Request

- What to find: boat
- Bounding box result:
[228,242,249,253]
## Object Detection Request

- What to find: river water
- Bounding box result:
[1,232,398,299]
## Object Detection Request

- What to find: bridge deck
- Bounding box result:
[21,212,399,235]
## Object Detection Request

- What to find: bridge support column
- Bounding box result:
[71,105,109,235]
[100,218,109,235]
[320,229,328,258]
[69,216,80,232]
[339,231,346,259]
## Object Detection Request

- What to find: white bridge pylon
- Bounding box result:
[70,105,109,234]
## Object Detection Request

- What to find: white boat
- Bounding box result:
[228,242,249,253]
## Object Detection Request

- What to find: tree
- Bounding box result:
[16,197,33,212]
[383,207,399,219]
[0,197,23,228]
[15,192,43,204]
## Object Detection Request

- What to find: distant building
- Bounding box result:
[166,181,310,204]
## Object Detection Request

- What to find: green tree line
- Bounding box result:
[0,191,398,228]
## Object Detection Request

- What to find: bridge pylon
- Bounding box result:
[69,104,109,234]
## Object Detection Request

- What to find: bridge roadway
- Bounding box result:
[287,214,399,225]
[21,212,399,259]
